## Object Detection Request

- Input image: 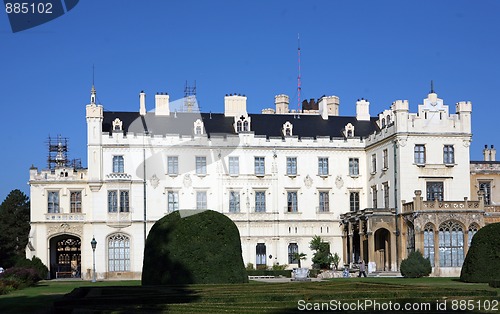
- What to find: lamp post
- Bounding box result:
[91,237,97,282]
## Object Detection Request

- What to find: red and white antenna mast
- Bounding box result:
[297,33,302,112]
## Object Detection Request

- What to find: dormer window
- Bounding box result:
[344,123,355,137]
[235,115,250,133]
[194,119,204,135]
[282,121,293,137]
[112,118,123,131]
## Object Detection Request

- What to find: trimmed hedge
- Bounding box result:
[461,223,500,283]
[246,270,292,278]
[142,210,248,285]
[400,250,432,278]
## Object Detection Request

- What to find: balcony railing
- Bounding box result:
[402,190,484,213]
[106,173,132,180]
[106,212,132,228]
[45,213,85,221]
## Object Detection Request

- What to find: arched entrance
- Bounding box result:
[374,228,391,271]
[49,235,81,279]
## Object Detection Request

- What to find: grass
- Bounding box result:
[0,278,498,313]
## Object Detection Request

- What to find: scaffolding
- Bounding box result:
[183,81,199,112]
[47,135,83,170]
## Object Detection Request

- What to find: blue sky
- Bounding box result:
[1,0,499,201]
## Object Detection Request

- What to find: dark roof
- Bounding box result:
[470,160,500,164]
[102,111,379,139]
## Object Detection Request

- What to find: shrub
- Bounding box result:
[461,223,500,283]
[400,250,432,278]
[246,263,254,270]
[142,210,248,285]
[310,236,332,269]
[331,253,340,270]
[246,270,292,278]
[489,280,500,288]
[15,256,48,280]
[272,264,288,271]
[0,267,41,287]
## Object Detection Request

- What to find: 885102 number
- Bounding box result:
[5,2,53,14]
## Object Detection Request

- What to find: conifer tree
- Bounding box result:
[0,189,30,267]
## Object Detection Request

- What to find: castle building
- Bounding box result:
[27,85,490,279]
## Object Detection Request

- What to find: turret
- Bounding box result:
[86,85,103,186]
[275,94,289,114]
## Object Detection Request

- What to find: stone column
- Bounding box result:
[433,228,440,273]
[359,220,365,262]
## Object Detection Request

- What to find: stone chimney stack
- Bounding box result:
[155,92,170,116]
[224,94,247,117]
[356,98,370,121]
[491,145,497,161]
[140,91,146,116]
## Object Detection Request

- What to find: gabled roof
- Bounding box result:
[102,111,380,139]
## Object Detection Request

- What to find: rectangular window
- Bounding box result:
[167,156,178,175]
[383,149,388,169]
[108,190,129,212]
[196,191,207,209]
[414,145,426,164]
[383,182,389,208]
[286,157,297,175]
[229,156,239,176]
[112,156,124,173]
[254,157,265,176]
[108,191,117,213]
[48,191,59,213]
[229,191,240,213]
[350,192,359,212]
[426,182,444,201]
[255,191,266,212]
[349,158,359,176]
[287,191,298,212]
[319,192,329,212]
[443,145,454,164]
[371,186,377,208]
[70,191,82,213]
[479,181,491,205]
[196,156,207,175]
[167,191,179,212]
[318,157,329,176]
[119,191,129,212]
[371,154,377,173]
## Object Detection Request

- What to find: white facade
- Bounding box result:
[27,86,473,279]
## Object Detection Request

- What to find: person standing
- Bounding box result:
[358,260,367,277]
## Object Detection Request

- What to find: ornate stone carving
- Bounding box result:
[47,223,83,237]
[304,175,313,188]
[150,174,159,189]
[335,175,344,189]
[183,174,192,188]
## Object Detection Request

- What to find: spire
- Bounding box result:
[90,84,96,105]
[430,80,435,94]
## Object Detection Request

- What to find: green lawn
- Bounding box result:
[0,278,498,313]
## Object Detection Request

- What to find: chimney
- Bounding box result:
[155,92,170,116]
[224,94,247,117]
[483,145,490,161]
[139,91,146,116]
[275,94,289,114]
[356,98,370,121]
[491,145,496,162]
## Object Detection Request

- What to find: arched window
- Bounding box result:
[386,115,391,125]
[282,121,293,136]
[243,120,249,132]
[288,243,298,264]
[381,118,386,128]
[438,221,464,267]
[236,120,243,132]
[406,223,415,256]
[423,223,434,267]
[468,223,479,247]
[108,234,130,272]
[194,119,204,135]
[256,243,266,267]
[345,123,355,137]
[112,118,123,131]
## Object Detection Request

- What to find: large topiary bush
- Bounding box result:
[460,223,500,283]
[400,250,432,278]
[142,210,248,285]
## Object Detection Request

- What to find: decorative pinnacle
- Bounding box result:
[430,80,435,94]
